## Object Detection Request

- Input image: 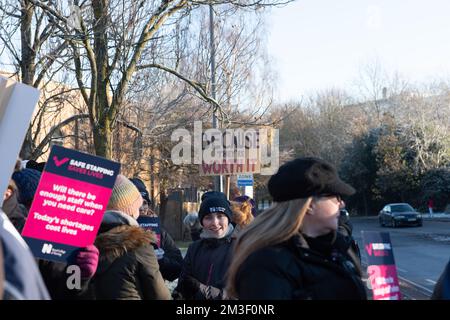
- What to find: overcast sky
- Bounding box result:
[267,0,450,102]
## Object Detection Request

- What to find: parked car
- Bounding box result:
[379,203,423,228]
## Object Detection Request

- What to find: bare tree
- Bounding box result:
[278,89,364,166]
[76,3,281,199]
[354,59,409,125]
[0,0,85,159]
[23,0,291,159]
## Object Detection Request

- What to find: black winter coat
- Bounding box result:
[158,227,183,281]
[236,232,367,300]
[432,259,450,300]
[176,232,235,300]
[38,259,90,300]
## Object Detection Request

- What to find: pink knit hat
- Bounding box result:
[107,174,143,218]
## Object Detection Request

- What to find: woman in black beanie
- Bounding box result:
[174,191,235,300]
[226,157,367,300]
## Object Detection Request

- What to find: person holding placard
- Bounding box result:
[87,175,171,300]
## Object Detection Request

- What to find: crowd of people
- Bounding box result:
[1,157,449,300]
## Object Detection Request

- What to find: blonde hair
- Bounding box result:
[226,197,312,298]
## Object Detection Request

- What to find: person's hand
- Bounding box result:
[75,245,99,279]
[181,275,201,298]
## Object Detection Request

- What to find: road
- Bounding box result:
[351,216,450,299]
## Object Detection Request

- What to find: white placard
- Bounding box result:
[0,76,40,206]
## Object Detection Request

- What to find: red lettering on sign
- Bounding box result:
[365,244,373,256]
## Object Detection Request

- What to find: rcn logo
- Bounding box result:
[41,243,53,254]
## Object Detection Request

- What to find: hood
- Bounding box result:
[98,210,139,234]
[95,224,155,274]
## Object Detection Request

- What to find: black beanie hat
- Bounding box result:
[25,160,46,172]
[12,168,42,208]
[129,178,152,205]
[268,157,355,202]
[201,191,227,202]
[198,192,232,225]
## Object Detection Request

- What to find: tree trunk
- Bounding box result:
[20,0,35,85]
[19,128,34,160]
[150,154,155,206]
[19,1,36,158]
[363,192,369,216]
[91,0,113,160]
[93,120,113,159]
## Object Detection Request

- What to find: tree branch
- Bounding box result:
[77,10,98,124]
[26,0,69,24]
[109,0,187,124]
[32,113,90,159]
[137,63,221,110]
[34,40,68,87]
[71,43,92,123]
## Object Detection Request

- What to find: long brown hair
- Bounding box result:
[226,197,312,298]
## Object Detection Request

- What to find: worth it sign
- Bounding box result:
[170,121,279,176]
[200,159,260,176]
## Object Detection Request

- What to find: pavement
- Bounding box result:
[352,212,450,221]
[420,212,450,222]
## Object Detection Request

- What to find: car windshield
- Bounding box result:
[391,204,414,212]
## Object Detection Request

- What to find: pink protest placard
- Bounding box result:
[22,145,120,262]
[362,231,401,300]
